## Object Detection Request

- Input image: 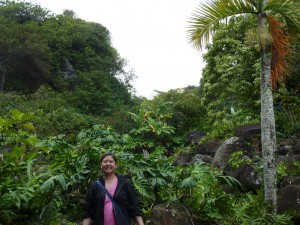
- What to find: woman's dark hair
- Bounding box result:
[100,152,117,163]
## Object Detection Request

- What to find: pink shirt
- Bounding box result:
[104,178,118,225]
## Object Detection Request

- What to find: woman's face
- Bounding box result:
[101,155,117,174]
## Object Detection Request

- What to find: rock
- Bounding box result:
[222,155,251,176]
[235,123,261,140]
[61,57,76,79]
[229,164,262,191]
[189,154,213,164]
[196,139,222,157]
[0,145,12,153]
[185,131,206,145]
[212,137,251,170]
[278,185,300,216]
[288,154,300,162]
[173,152,193,166]
[145,203,193,225]
[276,155,287,164]
[281,176,300,188]
[294,140,300,154]
[278,145,293,155]
[287,154,300,173]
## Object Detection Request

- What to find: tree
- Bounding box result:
[0,0,50,23]
[0,1,51,92]
[187,0,300,211]
[0,1,135,115]
[200,16,261,122]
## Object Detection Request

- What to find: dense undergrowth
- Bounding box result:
[1,1,300,224]
[0,91,299,224]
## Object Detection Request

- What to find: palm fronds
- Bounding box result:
[187,0,257,49]
[269,16,291,88]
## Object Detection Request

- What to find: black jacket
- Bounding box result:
[82,174,142,225]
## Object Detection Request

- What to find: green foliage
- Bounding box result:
[128,98,181,152]
[231,190,292,225]
[0,0,50,23]
[0,108,297,224]
[176,163,237,223]
[0,111,41,224]
[200,16,260,120]
[70,71,132,116]
[276,162,288,183]
[1,1,300,224]
[115,148,176,207]
[293,161,300,175]
[153,89,206,134]
[274,84,300,137]
[0,7,52,93]
[0,110,102,224]
[0,87,103,137]
[228,151,252,169]
[200,109,259,142]
[0,0,136,119]
[228,151,263,179]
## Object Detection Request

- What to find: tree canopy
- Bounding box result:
[0,0,135,116]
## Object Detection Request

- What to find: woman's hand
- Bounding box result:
[135,216,145,225]
[82,218,91,225]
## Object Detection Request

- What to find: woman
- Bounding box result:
[82,153,145,225]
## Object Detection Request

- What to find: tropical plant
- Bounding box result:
[0,110,98,224]
[0,110,42,224]
[153,89,206,134]
[128,98,180,153]
[0,87,103,137]
[200,108,259,142]
[199,16,261,121]
[233,190,292,225]
[176,162,238,223]
[187,0,300,211]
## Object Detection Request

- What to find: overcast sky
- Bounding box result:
[29,0,206,98]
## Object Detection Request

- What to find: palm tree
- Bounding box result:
[187,0,300,211]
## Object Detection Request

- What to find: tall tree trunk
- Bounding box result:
[260,49,277,211]
[258,12,277,212]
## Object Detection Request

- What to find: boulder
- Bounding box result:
[173,152,193,166]
[0,145,12,153]
[196,139,222,157]
[294,140,300,154]
[278,144,293,155]
[189,154,213,164]
[222,155,251,176]
[235,123,261,140]
[278,185,300,215]
[288,154,300,162]
[61,57,76,79]
[185,131,206,145]
[212,137,251,170]
[287,154,300,172]
[281,176,300,188]
[276,155,287,164]
[145,203,193,225]
[229,164,262,191]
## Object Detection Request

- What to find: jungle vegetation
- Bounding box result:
[1,0,300,224]
[187,0,300,209]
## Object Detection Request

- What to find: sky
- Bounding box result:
[28,0,206,98]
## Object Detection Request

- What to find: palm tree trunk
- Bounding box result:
[260,48,277,212]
